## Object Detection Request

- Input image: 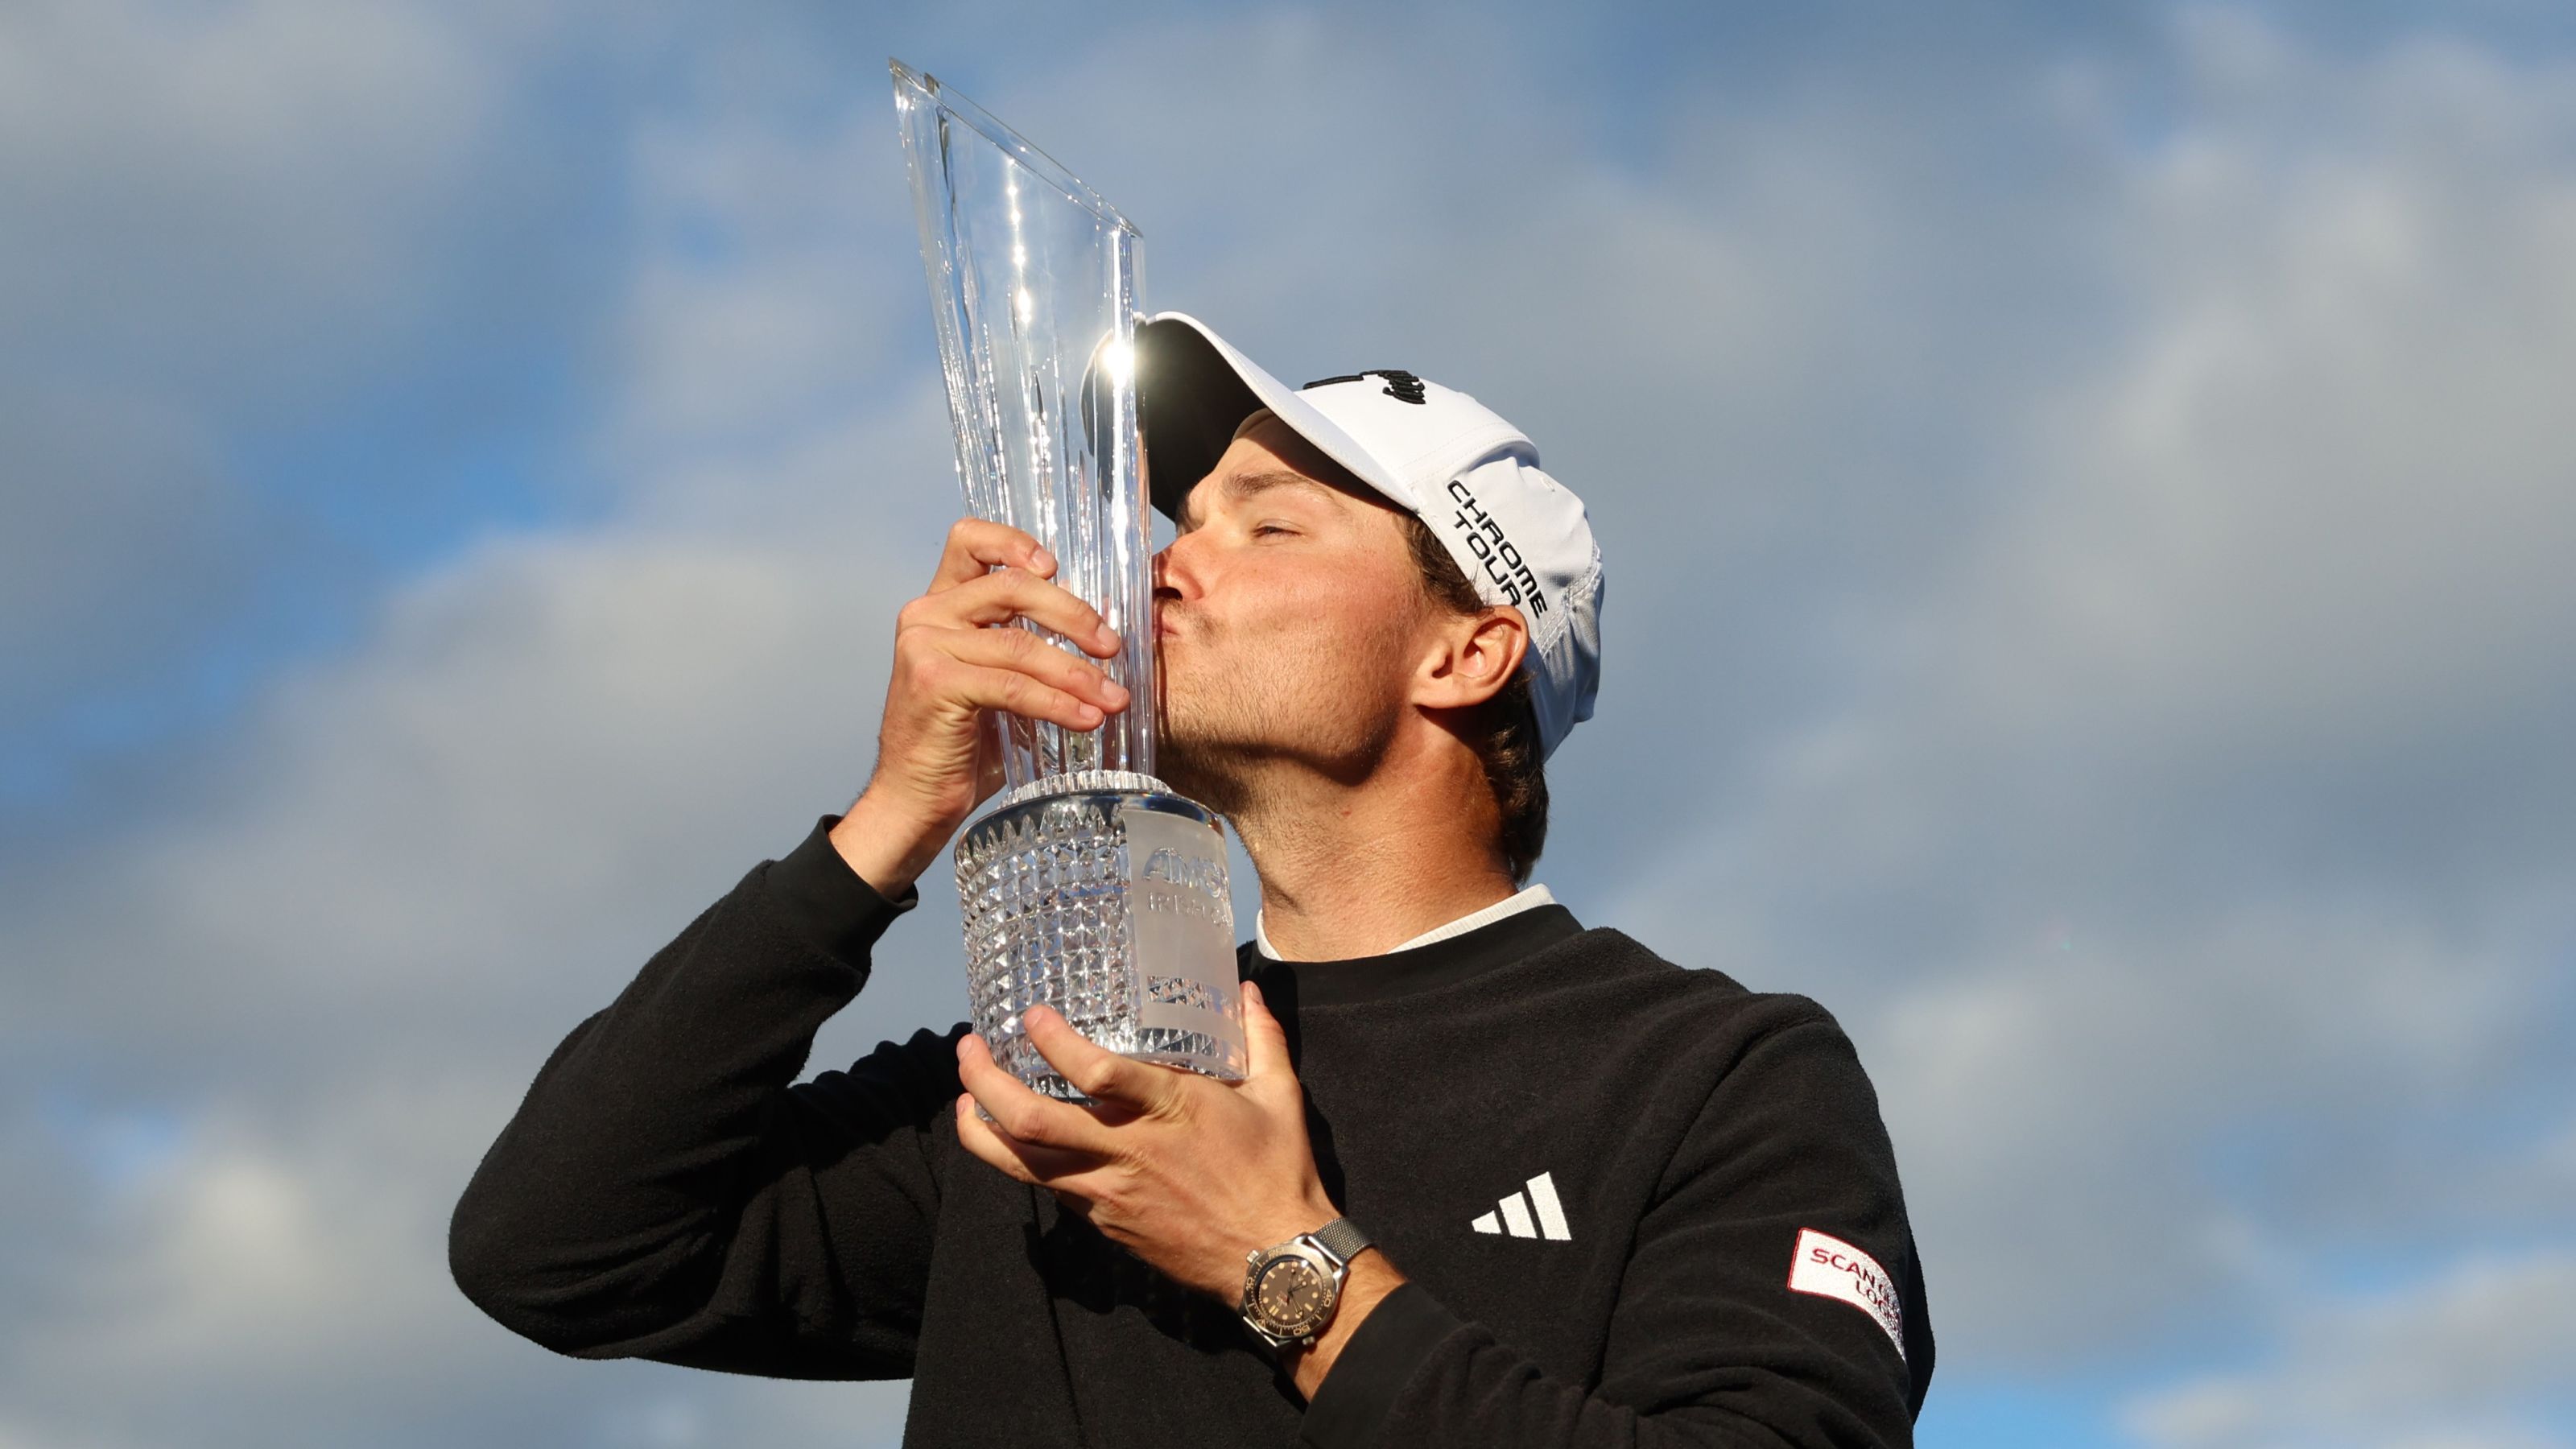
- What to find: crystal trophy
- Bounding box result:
[892,60,1243,1101]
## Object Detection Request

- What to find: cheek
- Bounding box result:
[1285,574,1422,682]
[1195,548,1423,683]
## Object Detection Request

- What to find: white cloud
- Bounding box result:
[0,478,963,1446]
[2122,1249,2576,1449]
[0,0,503,394]
[7,2,2576,1444]
[0,1077,915,1449]
[0,43,974,1439]
[0,0,630,767]
[0,390,258,720]
[1608,4,2576,1366]
[1,452,968,1075]
[602,113,920,465]
[1963,31,2576,794]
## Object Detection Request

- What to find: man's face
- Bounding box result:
[1154,415,1434,806]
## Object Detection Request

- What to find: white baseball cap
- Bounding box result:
[1136,312,1604,760]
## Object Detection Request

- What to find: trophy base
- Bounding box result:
[955,772,1244,1102]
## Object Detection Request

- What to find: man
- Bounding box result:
[450,313,1934,1446]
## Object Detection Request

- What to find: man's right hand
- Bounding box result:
[830,519,1131,897]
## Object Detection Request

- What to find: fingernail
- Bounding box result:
[1031,547,1055,572]
[1075,704,1102,725]
[1103,680,1130,704]
[1096,625,1121,650]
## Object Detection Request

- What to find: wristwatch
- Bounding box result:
[1239,1216,1374,1350]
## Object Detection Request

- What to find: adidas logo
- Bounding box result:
[1470,1170,1572,1241]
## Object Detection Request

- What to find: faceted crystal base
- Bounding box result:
[955,775,1243,1102]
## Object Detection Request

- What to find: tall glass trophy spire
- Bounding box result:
[892,60,1244,1100]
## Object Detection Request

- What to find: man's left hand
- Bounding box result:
[952,980,1340,1302]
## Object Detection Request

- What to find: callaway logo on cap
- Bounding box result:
[1135,312,1605,759]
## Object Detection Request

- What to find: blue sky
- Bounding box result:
[6,2,2575,1445]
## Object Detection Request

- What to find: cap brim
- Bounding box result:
[1137,312,1417,521]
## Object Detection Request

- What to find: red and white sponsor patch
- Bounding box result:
[1787,1228,1905,1358]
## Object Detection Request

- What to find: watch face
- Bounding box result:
[1253,1257,1331,1335]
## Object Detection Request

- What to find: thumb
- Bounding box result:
[1239,979,1293,1082]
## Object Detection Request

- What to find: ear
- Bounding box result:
[1414,605,1530,711]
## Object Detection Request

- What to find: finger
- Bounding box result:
[930,518,1054,592]
[896,639,1110,732]
[1022,1005,1176,1113]
[956,1032,1121,1156]
[938,628,1130,714]
[910,570,1121,658]
[953,1092,1100,1184]
[1240,979,1294,1082]
[942,660,1108,733]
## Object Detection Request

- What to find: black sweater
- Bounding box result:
[451,815,1934,1447]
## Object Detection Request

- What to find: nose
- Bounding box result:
[1152,528,1200,604]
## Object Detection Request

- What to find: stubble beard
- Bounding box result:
[1154,628,1405,826]
[1157,662,1282,819]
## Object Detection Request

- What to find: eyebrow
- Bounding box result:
[1179,469,1338,530]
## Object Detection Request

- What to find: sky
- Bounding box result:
[4,1,2574,1444]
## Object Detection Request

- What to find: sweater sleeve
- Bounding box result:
[1298,1009,1932,1448]
[448,814,964,1381]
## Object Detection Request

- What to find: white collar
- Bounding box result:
[1253,883,1558,961]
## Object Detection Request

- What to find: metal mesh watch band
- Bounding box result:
[1239,1217,1375,1351]
[1307,1216,1373,1266]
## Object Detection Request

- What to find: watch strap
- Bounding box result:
[1239,1218,1374,1350]
[1307,1216,1373,1267]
